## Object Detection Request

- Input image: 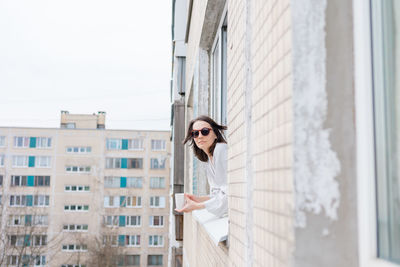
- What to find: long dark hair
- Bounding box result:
[183,115,227,162]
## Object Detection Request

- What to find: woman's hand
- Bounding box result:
[175,196,205,213]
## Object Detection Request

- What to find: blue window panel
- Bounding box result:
[29,137,36,148]
[24,235,30,246]
[118,235,125,246]
[26,195,33,207]
[25,215,32,226]
[121,158,127,169]
[122,139,128,150]
[27,176,34,187]
[28,156,35,167]
[120,196,126,207]
[120,177,127,188]
[119,215,126,227]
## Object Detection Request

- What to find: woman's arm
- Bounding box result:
[185,193,211,203]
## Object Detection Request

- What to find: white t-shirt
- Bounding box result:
[204,142,228,217]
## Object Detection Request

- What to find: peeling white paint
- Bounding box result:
[291,0,341,228]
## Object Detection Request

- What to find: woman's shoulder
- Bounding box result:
[214,142,228,155]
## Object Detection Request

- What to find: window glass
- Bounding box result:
[371,0,400,262]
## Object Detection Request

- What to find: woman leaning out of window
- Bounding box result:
[175,115,228,218]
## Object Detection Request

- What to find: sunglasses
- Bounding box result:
[191,127,212,138]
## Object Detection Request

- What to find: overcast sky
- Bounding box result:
[0,0,172,130]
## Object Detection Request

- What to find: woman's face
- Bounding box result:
[192,120,217,154]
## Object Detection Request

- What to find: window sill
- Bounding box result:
[192,209,228,246]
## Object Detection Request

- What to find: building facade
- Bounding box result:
[171,0,399,266]
[0,111,170,267]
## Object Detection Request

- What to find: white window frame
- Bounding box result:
[354,0,400,266]
[126,215,141,227]
[149,216,164,227]
[126,196,142,208]
[210,7,228,126]
[64,185,90,192]
[104,215,119,227]
[150,158,166,169]
[65,166,91,173]
[104,196,120,208]
[62,244,88,252]
[12,155,28,168]
[66,146,91,154]
[128,138,144,150]
[151,140,166,151]
[150,177,165,189]
[0,154,4,167]
[63,224,88,232]
[126,177,143,188]
[36,156,51,168]
[125,235,141,247]
[33,195,49,207]
[105,158,121,169]
[14,136,29,148]
[150,196,166,208]
[36,137,52,148]
[104,177,120,188]
[64,205,89,212]
[0,136,5,147]
[106,138,122,150]
[148,235,164,247]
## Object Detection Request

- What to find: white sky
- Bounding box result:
[0,0,172,130]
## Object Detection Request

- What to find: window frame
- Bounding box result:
[354,0,400,266]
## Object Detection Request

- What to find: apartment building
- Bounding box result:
[0,111,170,267]
[171,0,398,266]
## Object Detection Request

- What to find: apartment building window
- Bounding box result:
[124,235,140,247]
[127,177,143,188]
[126,196,142,207]
[66,146,91,153]
[150,177,165,189]
[36,156,51,168]
[129,139,143,150]
[104,196,120,208]
[0,136,5,147]
[32,215,48,226]
[106,158,121,168]
[117,255,140,266]
[150,158,166,169]
[32,235,47,247]
[151,140,166,151]
[36,137,52,148]
[150,196,166,208]
[149,216,164,227]
[104,215,119,226]
[103,235,118,246]
[10,195,26,206]
[106,139,121,150]
[65,166,91,173]
[65,185,89,192]
[128,158,143,169]
[14,137,29,148]
[9,235,25,246]
[147,255,163,266]
[0,175,2,186]
[126,215,141,227]
[12,155,28,167]
[11,176,50,187]
[62,244,88,252]
[0,155,4,167]
[148,235,164,247]
[210,13,228,125]
[61,265,86,267]
[33,195,49,207]
[104,176,120,188]
[63,224,88,232]
[64,205,89,212]
[7,255,46,266]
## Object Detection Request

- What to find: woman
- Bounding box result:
[175,115,228,218]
